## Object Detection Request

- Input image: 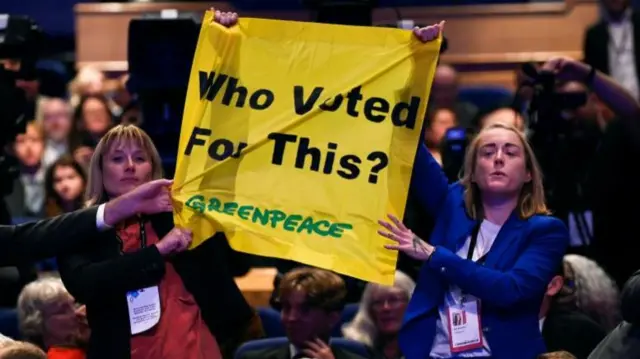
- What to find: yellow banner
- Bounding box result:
[172,10,440,284]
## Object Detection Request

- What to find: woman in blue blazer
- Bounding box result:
[379,119,570,358]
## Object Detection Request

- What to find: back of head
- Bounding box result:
[278,267,347,312]
[537,351,577,359]
[0,342,46,359]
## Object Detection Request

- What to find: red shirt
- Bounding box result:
[119,219,222,359]
[47,347,86,359]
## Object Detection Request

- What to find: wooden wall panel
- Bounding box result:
[75,0,600,89]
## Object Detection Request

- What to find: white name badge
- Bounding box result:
[127,286,161,335]
[447,299,484,353]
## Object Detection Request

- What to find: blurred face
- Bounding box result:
[102,141,153,198]
[370,286,408,336]
[431,66,458,107]
[556,82,597,121]
[425,109,456,147]
[82,98,111,136]
[43,99,72,142]
[14,124,44,167]
[280,290,337,348]
[602,0,629,16]
[480,109,524,132]
[472,128,531,196]
[43,294,90,347]
[53,165,84,203]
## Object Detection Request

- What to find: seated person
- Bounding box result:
[563,254,621,331]
[17,277,89,359]
[538,351,577,359]
[587,270,640,359]
[423,107,457,166]
[342,271,415,359]
[239,267,370,359]
[540,261,606,359]
[0,342,47,359]
[476,106,525,132]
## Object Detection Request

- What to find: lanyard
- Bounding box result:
[139,218,147,249]
[466,222,488,264]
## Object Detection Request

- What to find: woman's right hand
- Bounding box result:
[155,228,193,256]
[213,10,238,27]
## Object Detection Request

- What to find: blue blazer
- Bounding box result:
[399,145,569,359]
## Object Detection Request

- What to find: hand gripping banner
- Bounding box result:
[172,10,441,284]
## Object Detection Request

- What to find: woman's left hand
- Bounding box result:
[379,214,435,261]
[413,21,445,43]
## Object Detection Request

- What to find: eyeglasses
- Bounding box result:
[371,295,408,310]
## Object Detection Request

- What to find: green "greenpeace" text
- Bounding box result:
[185,195,353,239]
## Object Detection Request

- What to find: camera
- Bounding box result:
[0,15,43,196]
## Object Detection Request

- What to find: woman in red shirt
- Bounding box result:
[57,124,263,359]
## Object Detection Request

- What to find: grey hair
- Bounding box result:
[563,254,621,331]
[17,277,70,347]
[0,334,15,349]
[342,271,415,347]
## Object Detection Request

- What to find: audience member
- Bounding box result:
[540,261,606,359]
[239,267,369,359]
[476,106,525,132]
[37,97,73,168]
[584,0,640,99]
[17,277,89,359]
[538,351,577,359]
[5,121,46,219]
[587,270,640,359]
[342,271,415,359]
[423,108,457,165]
[70,95,114,168]
[0,342,46,359]
[563,254,621,331]
[430,64,478,128]
[44,156,86,217]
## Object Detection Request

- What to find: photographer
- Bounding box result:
[530,57,640,288]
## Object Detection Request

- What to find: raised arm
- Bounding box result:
[0,179,173,266]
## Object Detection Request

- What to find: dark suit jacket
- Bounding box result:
[584,11,640,85]
[542,305,607,359]
[621,270,640,324]
[237,344,371,359]
[588,322,640,359]
[57,212,259,359]
[0,206,99,266]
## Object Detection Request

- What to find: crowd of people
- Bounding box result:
[0,0,640,358]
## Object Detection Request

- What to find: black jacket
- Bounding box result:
[237,344,371,359]
[584,11,640,86]
[57,212,256,359]
[0,206,100,266]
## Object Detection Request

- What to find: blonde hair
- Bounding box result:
[84,124,163,206]
[460,123,549,220]
[342,271,415,347]
[0,342,46,359]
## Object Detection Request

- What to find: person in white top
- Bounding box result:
[378,120,569,359]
